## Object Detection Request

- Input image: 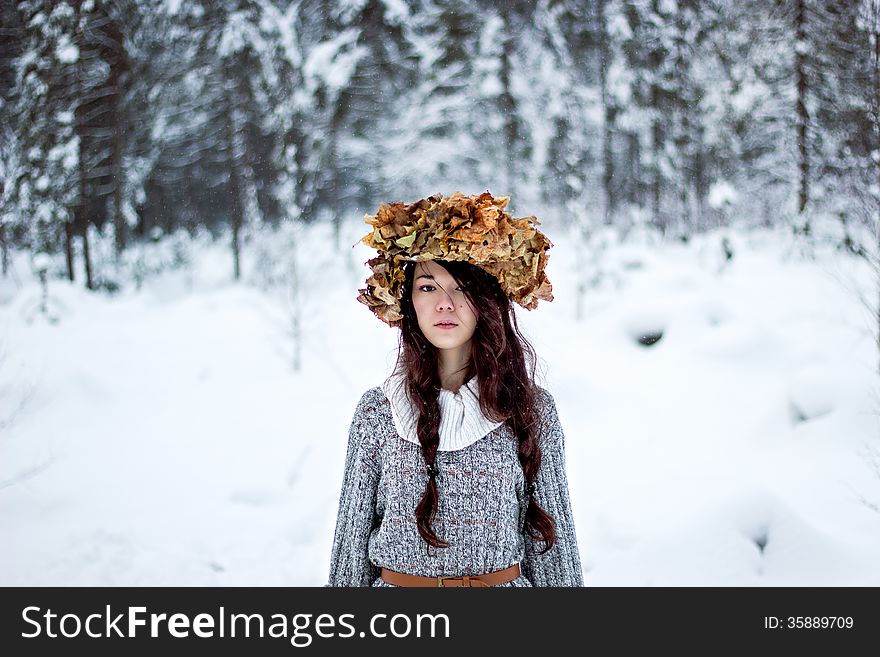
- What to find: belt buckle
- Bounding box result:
[437,575,466,587]
[438,575,482,587]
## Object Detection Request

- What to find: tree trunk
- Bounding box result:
[651,85,662,233]
[872,0,880,374]
[110,19,125,256]
[795,0,810,224]
[500,24,515,196]
[0,220,7,277]
[64,220,75,282]
[694,125,706,231]
[224,69,243,282]
[82,225,93,289]
[74,0,93,290]
[598,0,614,226]
[674,0,689,236]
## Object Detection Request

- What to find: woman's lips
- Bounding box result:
[435,322,458,330]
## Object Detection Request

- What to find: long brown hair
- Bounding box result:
[393,259,557,554]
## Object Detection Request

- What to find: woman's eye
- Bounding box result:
[419,285,435,292]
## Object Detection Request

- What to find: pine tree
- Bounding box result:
[6,0,130,287]
[376,0,484,199]
[746,0,862,234]
[598,0,616,225]
[620,0,677,233]
[10,1,82,279]
[329,0,418,240]
[535,0,598,223]
[0,0,25,274]
[469,2,537,199]
[134,0,290,279]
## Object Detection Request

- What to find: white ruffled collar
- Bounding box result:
[381,370,504,451]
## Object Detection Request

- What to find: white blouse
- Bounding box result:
[381,370,505,451]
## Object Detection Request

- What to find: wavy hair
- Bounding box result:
[392,259,556,554]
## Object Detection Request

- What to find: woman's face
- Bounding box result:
[411,260,478,353]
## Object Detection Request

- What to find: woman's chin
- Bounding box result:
[425,332,471,350]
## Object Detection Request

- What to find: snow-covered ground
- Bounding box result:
[1,218,878,586]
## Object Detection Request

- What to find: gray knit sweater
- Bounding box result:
[326,384,584,587]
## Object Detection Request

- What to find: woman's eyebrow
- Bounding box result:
[415,274,435,280]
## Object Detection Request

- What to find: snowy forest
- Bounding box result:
[1,0,878,287]
[2,1,880,587]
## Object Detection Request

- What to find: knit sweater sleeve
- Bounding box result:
[521,389,585,587]
[326,389,383,587]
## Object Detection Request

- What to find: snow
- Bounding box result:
[0,219,878,586]
[27,12,46,28]
[479,75,502,97]
[708,180,738,208]
[218,10,266,59]
[55,44,79,65]
[32,253,52,272]
[302,30,365,95]
[380,0,410,24]
[163,0,182,16]
[55,37,79,65]
[262,1,301,69]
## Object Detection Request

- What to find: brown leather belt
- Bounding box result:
[380,563,521,587]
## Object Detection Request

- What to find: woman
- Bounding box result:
[327,191,583,587]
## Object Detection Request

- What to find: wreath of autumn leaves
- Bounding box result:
[355,191,554,327]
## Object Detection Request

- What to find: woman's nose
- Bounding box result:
[436,290,454,310]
